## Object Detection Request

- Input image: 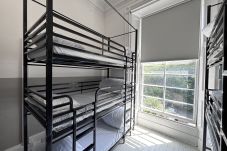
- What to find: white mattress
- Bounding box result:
[78,120,123,151]
[27,91,126,132]
[28,35,126,66]
[29,120,124,151]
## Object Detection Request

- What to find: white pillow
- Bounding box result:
[99,78,124,93]
[202,19,215,37]
[102,107,124,129]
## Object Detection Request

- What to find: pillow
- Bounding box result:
[202,19,215,37]
[99,78,124,93]
[102,107,124,129]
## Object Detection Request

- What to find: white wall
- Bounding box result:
[0,0,105,150]
[0,0,105,79]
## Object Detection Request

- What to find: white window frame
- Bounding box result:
[140,59,199,124]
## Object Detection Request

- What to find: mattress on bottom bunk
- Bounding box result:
[30,120,124,151]
[28,35,126,66]
[26,91,126,132]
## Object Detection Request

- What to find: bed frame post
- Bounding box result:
[133,30,138,130]
[94,91,98,151]
[73,111,77,151]
[202,5,211,151]
[23,0,28,151]
[107,38,110,78]
[123,57,128,143]
[46,0,53,150]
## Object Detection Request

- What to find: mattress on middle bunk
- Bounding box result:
[28,35,126,66]
[27,90,126,132]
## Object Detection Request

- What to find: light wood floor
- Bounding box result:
[113,126,198,151]
[7,126,198,151]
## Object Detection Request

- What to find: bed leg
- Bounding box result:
[73,111,76,151]
[24,108,28,151]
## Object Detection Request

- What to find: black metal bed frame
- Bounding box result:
[23,0,138,151]
[203,1,227,151]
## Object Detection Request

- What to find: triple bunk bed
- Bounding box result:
[23,0,138,151]
[203,1,227,151]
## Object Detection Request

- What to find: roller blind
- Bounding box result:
[141,0,200,62]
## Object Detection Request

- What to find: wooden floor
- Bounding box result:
[7,126,198,151]
[114,126,198,151]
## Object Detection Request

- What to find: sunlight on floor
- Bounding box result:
[114,126,198,151]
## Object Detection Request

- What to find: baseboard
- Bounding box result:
[4,144,23,151]
[5,131,45,151]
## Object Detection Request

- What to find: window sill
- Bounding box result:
[137,111,199,146]
[141,109,196,127]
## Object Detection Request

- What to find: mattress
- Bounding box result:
[78,120,123,151]
[29,120,124,151]
[26,91,127,132]
[28,35,126,66]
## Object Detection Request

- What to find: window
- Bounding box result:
[141,60,197,123]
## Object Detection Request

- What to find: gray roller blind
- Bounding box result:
[141,0,200,62]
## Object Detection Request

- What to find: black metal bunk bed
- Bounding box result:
[23,0,138,151]
[203,1,227,151]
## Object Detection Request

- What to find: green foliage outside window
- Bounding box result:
[143,96,163,111]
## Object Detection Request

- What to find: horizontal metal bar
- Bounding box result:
[25,33,46,48]
[55,86,98,95]
[76,127,94,141]
[53,23,124,53]
[78,80,100,84]
[24,102,46,127]
[110,31,136,39]
[25,94,46,109]
[26,42,46,54]
[83,144,94,151]
[53,116,72,128]
[76,118,94,132]
[54,33,125,58]
[53,102,70,109]
[53,110,72,118]
[97,103,125,120]
[28,62,113,70]
[25,23,46,42]
[27,88,46,99]
[53,12,106,39]
[53,42,125,63]
[25,12,46,36]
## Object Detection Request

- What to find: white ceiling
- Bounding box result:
[132,0,192,18]
[89,0,192,17]
[89,0,134,12]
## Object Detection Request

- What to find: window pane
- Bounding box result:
[143,85,164,98]
[165,101,193,119]
[143,96,164,111]
[165,88,194,104]
[144,75,164,86]
[166,75,195,89]
[143,62,165,74]
[166,60,196,75]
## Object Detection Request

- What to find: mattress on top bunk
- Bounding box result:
[26,90,126,132]
[28,35,126,65]
[30,120,124,151]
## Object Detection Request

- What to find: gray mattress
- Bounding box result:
[26,91,126,132]
[30,120,124,151]
[28,35,126,66]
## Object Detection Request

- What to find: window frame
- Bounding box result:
[140,59,198,124]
